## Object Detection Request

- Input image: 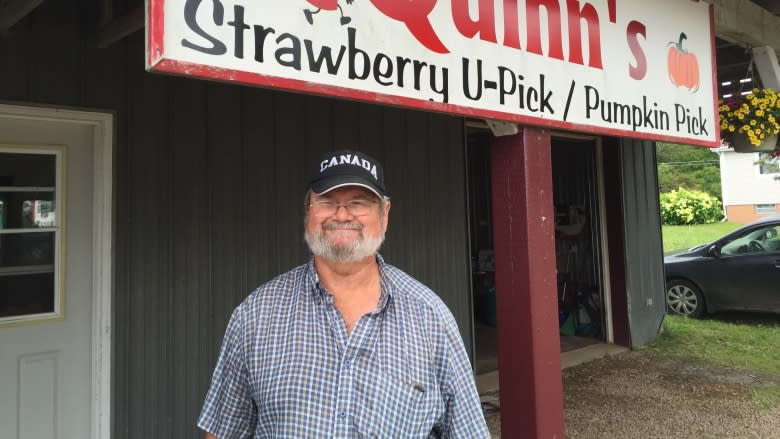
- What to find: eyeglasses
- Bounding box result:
[309,199,378,217]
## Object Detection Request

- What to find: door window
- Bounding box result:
[758,153,779,175]
[720,224,780,256]
[0,147,65,324]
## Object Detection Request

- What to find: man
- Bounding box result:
[198,150,489,438]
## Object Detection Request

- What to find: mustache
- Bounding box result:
[322,222,363,231]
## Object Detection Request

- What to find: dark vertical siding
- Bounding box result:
[551,139,602,288]
[168,76,210,438]
[602,138,631,347]
[619,138,666,347]
[0,3,472,438]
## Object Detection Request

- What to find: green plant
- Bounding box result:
[753,386,780,410]
[643,315,780,410]
[756,152,780,181]
[660,187,723,225]
[646,315,780,375]
[656,142,722,199]
[719,87,780,148]
[662,222,741,252]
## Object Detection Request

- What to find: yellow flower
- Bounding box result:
[719,89,780,141]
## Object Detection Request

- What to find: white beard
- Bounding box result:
[305,222,385,264]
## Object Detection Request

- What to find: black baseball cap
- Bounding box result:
[309,150,387,198]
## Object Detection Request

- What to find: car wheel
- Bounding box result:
[666,279,705,318]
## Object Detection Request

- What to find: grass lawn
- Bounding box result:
[662,222,743,253]
[645,314,780,407]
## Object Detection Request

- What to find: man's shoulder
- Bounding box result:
[238,263,309,311]
[382,263,452,317]
[382,262,465,351]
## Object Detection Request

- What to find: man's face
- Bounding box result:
[304,186,391,264]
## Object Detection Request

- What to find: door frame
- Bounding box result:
[0,103,113,439]
[551,131,615,344]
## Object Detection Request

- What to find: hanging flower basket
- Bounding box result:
[730,132,779,153]
[719,88,780,154]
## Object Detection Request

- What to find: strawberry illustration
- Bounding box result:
[304,0,355,26]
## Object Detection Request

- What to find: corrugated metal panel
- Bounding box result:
[619,138,666,347]
[0,3,473,438]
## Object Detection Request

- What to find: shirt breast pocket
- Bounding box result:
[354,369,442,438]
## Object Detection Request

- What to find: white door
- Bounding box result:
[0,116,96,439]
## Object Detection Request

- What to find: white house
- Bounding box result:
[718,147,780,223]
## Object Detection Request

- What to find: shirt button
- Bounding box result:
[338,411,346,418]
[344,361,351,368]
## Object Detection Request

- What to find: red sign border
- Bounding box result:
[147,1,720,148]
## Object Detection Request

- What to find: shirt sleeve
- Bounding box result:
[197,307,258,439]
[437,314,491,439]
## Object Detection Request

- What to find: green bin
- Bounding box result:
[480,287,497,327]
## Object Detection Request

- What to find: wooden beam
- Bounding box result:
[491,127,565,439]
[716,41,753,87]
[752,0,780,15]
[753,46,780,89]
[97,5,143,48]
[0,0,44,31]
[713,0,780,53]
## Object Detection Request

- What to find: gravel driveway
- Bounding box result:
[484,351,780,438]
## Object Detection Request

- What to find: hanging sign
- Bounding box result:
[147,0,718,146]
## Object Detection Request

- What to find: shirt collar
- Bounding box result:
[305,254,395,312]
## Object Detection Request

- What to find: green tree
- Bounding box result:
[656,142,722,199]
[757,152,780,180]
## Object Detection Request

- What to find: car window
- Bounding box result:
[721,224,780,256]
[767,226,780,252]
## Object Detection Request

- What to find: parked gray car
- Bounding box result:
[664,215,780,317]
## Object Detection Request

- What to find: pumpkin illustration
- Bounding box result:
[668,32,700,92]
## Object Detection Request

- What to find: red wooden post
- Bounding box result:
[490,127,565,438]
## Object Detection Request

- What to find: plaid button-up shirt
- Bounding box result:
[197,255,489,438]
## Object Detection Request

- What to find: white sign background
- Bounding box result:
[147,0,718,146]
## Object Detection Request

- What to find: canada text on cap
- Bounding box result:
[309,150,387,198]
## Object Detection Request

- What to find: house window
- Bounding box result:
[756,204,777,215]
[0,147,65,325]
[758,152,780,175]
